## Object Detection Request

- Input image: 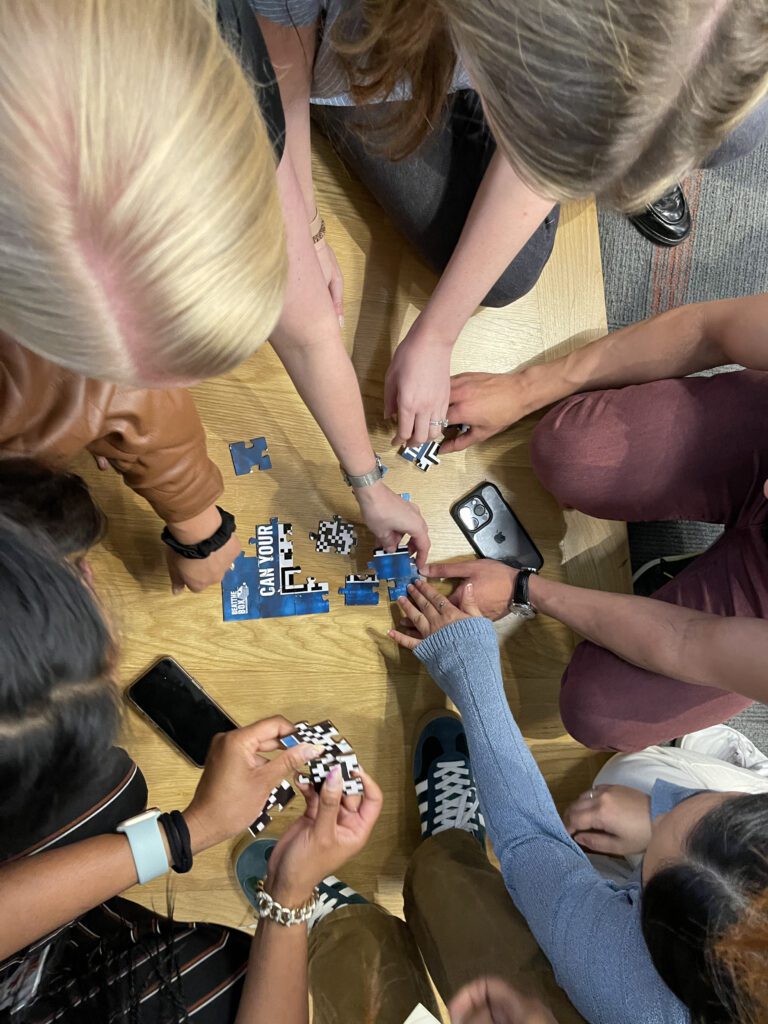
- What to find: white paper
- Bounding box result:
[403,1004,442,1024]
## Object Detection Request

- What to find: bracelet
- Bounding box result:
[161,506,236,560]
[253,880,319,927]
[159,811,193,874]
[310,208,326,245]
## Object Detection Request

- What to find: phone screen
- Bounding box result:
[127,657,236,767]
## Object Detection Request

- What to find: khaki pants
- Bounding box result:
[308,831,585,1024]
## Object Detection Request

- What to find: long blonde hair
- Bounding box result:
[0,0,286,385]
[337,0,768,210]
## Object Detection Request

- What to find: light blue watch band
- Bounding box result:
[116,808,169,884]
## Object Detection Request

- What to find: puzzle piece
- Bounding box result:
[282,721,363,796]
[338,573,380,606]
[299,751,364,797]
[229,437,272,475]
[398,440,441,472]
[368,546,420,601]
[309,515,358,555]
[222,518,329,620]
[251,779,295,834]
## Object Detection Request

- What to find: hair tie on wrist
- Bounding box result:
[159,810,193,874]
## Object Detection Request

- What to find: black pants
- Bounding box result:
[312,91,560,308]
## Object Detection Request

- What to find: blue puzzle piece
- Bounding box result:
[229,437,272,475]
[367,547,420,603]
[338,574,380,606]
[222,518,329,620]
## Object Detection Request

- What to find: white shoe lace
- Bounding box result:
[418,758,483,835]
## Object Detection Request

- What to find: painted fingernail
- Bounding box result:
[327,765,342,790]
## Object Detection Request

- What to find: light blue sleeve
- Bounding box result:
[415,618,687,1024]
[247,0,322,27]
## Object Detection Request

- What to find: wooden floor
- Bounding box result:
[78,135,630,937]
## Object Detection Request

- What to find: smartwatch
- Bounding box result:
[116,808,169,884]
[161,506,236,559]
[340,455,385,489]
[508,568,538,620]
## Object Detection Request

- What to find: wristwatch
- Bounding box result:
[508,568,538,620]
[340,455,385,489]
[116,807,169,884]
[161,506,236,559]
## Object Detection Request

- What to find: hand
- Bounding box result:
[450,978,559,1024]
[166,532,243,595]
[265,766,383,905]
[383,319,453,445]
[314,237,344,326]
[426,560,518,622]
[562,785,652,855]
[355,482,431,569]
[388,578,482,649]
[183,718,324,854]
[440,372,530,454]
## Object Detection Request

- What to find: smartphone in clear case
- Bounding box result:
[450,482,544,570]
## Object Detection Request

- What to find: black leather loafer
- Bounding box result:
[628,184,691,246]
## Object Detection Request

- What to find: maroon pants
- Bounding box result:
[530,369,768,751]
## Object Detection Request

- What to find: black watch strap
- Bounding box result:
[161,506,236,559]
[513,568,536,607]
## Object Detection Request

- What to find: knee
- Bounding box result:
[559,651,653,753]
[529,398,603,510]
[480,207,560,308]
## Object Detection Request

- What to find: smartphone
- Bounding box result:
[126,657,237,768]
[450,482,544,570]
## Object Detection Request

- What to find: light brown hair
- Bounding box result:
[0,0,286,385]
[336,0,768,210]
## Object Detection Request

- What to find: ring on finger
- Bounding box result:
[429,418,450,428]
[437,599,447,610]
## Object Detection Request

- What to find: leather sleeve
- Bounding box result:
[89,387,224,524]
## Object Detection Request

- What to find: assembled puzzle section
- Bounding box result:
[338,573,380,606]
[398,440,441,472]
[281,720,364,797]
[251,779,295,834]
[368,546,420,601]
[309,515,357,555]
[229,437,272,475]
[221,517,329,620]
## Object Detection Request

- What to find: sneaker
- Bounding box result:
[413,709,486,845]
[628,183,691,247]
[233,837,367,930]
[632,551,703,597]
[678,724,768,775]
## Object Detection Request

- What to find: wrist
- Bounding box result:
[353,478,386,503]
[181,805,223,857]
[264,872,316,908]
[406,311,459,350]
[167,505,222,546]
[519,360,576,415]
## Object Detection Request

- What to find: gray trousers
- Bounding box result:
[313,91,768,307]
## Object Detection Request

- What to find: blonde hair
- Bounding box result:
[337,0,768,210]
[0,0,286,385]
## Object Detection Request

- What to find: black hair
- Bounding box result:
[0,457,106,556]
[642,792,768,1024]
[0,514,119,847]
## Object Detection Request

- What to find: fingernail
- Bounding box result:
[172,586,183,596]
[327,765,342,790]
[466,583,473,591]
[298,743,323,760]
[339,315,345,329]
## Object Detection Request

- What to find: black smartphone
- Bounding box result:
[450,482,544,570]
[126,656,237,768]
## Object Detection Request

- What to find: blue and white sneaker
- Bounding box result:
[233,837,367,930]
[413,710,486,845]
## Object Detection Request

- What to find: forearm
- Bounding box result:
[235,921,309,1024]
[514,295,768,418]
[420,150,554,343]
[257,15,317,217]
[530,575,768,700]
[271,153,375,474]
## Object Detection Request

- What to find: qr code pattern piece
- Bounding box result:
[309,516,358,555]
[398,440,441,472]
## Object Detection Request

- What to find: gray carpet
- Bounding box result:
[598,138,768,750]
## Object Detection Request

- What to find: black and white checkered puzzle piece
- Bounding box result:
[298,751,364,797]
[309,516,357,555]
[283,720,352,756]
[398,440,441,472]
[252,779,295,833]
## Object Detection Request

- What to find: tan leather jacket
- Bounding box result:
[0,334,223,524]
